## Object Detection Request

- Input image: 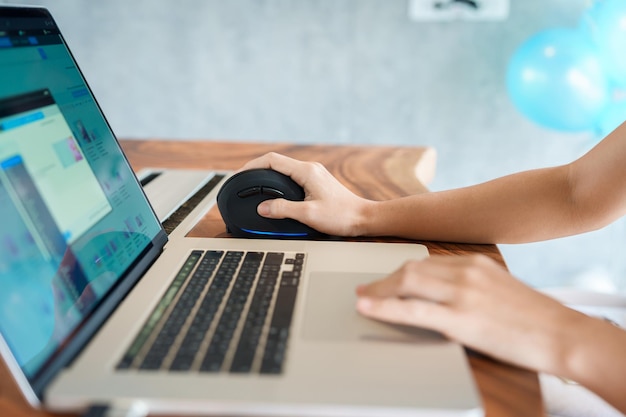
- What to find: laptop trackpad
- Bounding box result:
[301,272,445,343]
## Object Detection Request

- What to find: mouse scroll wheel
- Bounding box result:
[261,187,284,198]
[237,186,261,198]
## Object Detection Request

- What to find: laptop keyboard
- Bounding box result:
[117,249,304,374]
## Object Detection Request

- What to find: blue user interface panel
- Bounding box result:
[0,10,162,380]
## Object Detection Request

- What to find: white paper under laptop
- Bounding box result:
[0,6,482,417]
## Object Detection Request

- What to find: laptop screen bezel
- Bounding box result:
[0,5,169,405]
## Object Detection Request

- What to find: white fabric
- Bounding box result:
[540,373,624,417]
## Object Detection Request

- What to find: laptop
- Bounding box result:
[0,5,482,417]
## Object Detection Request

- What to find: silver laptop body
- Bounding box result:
[0,6,482,417]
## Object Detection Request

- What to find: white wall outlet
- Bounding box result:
[408,0,510,22]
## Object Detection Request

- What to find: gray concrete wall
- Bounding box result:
[5,0,625,291]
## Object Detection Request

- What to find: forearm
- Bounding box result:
[561,317,626,414]
[359,164,585,243]
[359,123,626,244]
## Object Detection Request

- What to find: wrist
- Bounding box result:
[561,316,625,386]
[353,199,387,237]
[349,198,377,236]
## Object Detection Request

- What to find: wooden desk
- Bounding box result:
[0,140,545,417]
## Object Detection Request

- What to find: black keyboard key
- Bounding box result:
[271,286,298,328]
[260,281,299,374]
[181,251,244,370]
[139,251,230,370]
[260,326,291,374]
[264,252,285,265]
[117,251,203,369]
[229,256,281,373]
[199,251,262,372]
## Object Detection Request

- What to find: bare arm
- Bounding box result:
[242,122,626,243]
[364,122,626,243]
[361,165,577,243]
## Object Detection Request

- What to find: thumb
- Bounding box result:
[257,198,301,220]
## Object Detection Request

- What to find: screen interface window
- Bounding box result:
[0,16,162,379]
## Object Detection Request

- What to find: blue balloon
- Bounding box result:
[595,97,626,138]
[579,0,605,36]
[582,0,626,87]
[506,28,610,132]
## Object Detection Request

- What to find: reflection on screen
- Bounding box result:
[0,90,112,244]
[0,16,162,379]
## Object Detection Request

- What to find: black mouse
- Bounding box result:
[216,168,320,239]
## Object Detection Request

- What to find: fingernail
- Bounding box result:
[356,297,372,311]
[257,202,270,216]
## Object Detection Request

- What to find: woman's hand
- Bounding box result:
[355,254,592,376]
[356,254,626,412]
[240,152,373,236]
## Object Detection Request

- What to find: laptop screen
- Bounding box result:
[0,6,165,391]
